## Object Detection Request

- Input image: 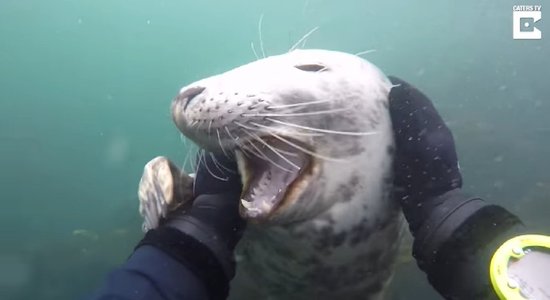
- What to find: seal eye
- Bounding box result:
[295,64,327,72]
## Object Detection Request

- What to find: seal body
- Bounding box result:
[164,49,403,299]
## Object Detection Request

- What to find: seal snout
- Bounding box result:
[179,86,206,111]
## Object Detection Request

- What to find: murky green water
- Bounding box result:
[0,0,548,299]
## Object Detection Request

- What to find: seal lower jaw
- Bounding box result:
[235,137,315,222]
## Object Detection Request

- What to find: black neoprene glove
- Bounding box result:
[388,76,523,299]
[137,152,244,300]
[388,76,463,233]
[167,152,245,254]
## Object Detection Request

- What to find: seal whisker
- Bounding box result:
[224,127,252,159]
[233,120,259,132]
[199,149,229,181]
[182,148,191,173]
[268,131,348,162]
[242,107,349,118]
[207,152,227,177]
[289,26,319,52]
[266,117,379,136]
[266,99,331,110]
[225,125,244,147]
[241,128,301,170]
[179,134,190,172]
[191,120,202,135]
[237,128,294,173]
[216,128,232,159]
[237,126,300,157]
[208,119,213,136]
[237,143,254,158]
[300,33,309,49]
[248,121,324,137]
[245,138,294,173]
[355,49,377,57]
[180,133,187,147]
[209,152,236,174]
[239,140,270,161]
[258,13,266,58]
[257,141,299,157]
[181,138,199,173]
[236,120,320,138]
[189,146,199,174]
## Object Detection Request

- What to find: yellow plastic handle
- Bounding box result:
[489,234,550,300]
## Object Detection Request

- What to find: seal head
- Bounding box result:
[172,49,393,226]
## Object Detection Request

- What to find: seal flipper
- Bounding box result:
[138,156,194,232]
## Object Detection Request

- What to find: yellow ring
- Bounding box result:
[489,234,550,299]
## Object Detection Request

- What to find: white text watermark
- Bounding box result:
[513,5,542,39]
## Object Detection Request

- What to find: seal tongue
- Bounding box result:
[239,140,308,219]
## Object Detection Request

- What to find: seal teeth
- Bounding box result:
[241,198,253,208]
[241,198,263,217]
[240,198,274,219]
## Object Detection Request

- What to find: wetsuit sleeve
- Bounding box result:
[411,189,525,299]
[92,153,243,300]
[387,76,526,299]
[91,245,209,300]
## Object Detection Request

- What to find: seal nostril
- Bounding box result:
[180,86,206,111]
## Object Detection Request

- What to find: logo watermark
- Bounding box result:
[513,5,542,39]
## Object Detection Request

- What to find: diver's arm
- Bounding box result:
[408,189,524,299]
[388,76,526,299]
[92,154,245,300]
[91,244,210,300]
[91,191,241,300]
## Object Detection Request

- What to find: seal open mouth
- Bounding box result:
[235,137,313,221]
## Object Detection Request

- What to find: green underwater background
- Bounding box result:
[0,0,548,299]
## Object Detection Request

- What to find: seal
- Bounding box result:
[139,49,406,300]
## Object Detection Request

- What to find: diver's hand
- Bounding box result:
[388,76,462,232]
[387,77,525,300]
[166,152,245,252]
[137,152,244,300]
